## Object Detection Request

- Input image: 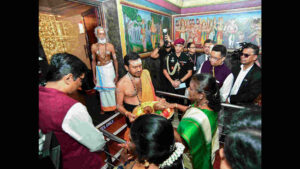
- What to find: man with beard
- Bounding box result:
[91,26,119,114]
[116,52,166,141]
[150,33,175,91]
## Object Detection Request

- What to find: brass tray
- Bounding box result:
[132,101,174,119]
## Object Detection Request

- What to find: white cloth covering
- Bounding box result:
[62,103,105,152]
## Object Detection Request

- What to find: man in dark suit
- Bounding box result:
[227,43,261,105]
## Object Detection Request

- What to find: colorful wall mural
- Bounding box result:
[122,5,171,54]
[173,9,261,50]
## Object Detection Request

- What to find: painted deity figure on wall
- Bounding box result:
[140,19,147,52]
[200,19,208,45]
[224,19,239,49]
[159,23,163,41]
[172,10,261,51]
[235,31,246,49]
[194,18,202,45]
[187,19,195,43]
[179,19,186,41]
[256,19,261,47]
[136,24,141,43]
[216,17,224,44]
[209,17,218,42]
[127,21,134,42]
[184,19,190,41]
[175,20,181,40]
[150,17,157,50]
[248,18,261,47]
[205,18,212,40]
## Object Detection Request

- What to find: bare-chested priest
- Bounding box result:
[91,26,119,114]
[116,52,167,131]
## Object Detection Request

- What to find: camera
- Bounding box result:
[163,28,168,48]
[230,42,250,67]
[233,42,250,53]
[231,42,250,57]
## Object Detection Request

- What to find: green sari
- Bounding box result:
[177,105,219,169]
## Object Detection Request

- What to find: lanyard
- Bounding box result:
[188,53,196,65]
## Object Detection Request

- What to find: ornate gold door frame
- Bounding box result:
[39,13,80,63]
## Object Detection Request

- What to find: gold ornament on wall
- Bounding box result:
[39,13,80,63]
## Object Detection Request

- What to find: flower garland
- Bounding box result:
[166,54,180,76]
[159,142,185,168]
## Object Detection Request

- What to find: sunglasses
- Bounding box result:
[241,53,252,58]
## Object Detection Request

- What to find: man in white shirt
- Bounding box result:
[39,53,106,169]
[227,43,261,105]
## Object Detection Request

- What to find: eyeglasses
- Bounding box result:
[209,56,222,61]
[241,53,253,58]
[79,77,84,83]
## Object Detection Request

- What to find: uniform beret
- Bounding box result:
[174,38,185,46]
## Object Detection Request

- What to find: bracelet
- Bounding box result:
[176,103,178,108]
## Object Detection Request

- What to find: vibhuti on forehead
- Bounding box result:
[129,58,142,66]
[98,27,105,34]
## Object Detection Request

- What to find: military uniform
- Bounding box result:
[163,51,193,99]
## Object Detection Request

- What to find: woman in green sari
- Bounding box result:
[175,73,221,169]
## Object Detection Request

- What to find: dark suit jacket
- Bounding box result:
[230,63,261,105]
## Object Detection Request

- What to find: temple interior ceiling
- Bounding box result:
[39,0,94,18]
[39,0,253,14]
[165,0,249,8]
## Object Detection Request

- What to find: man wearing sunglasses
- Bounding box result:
[227,43,261,105]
